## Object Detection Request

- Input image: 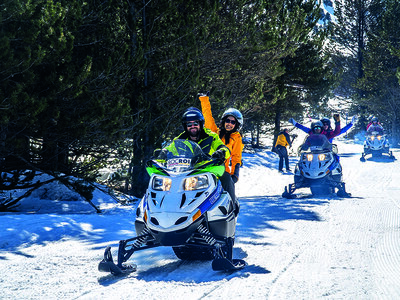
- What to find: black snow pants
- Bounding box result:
[219,171,239,215]
[276,145,290,171]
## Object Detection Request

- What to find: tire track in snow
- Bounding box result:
[265,144,400,299]
[345,147,400,298]
[370,188,400,299]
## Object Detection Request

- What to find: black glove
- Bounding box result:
[211,149,225,160]
[152,149,167,159]
[333,114,340,122]
[231,163,240,183]
[231,175,238,184]
[152,149,161,158]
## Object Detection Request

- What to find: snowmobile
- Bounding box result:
[98,139,246,275]
[282,135,350,198]
[360,131,395,161]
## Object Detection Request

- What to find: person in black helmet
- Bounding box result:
[289,114,342,142]
[301,121,332,151]
[174,107,238,213]
[367,117,384,135]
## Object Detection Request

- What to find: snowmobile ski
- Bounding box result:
[212,258,247,272]
[98,246,137,275]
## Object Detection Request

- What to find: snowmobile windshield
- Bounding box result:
[368,130,384,136]
[301,135,332,152]
[154,139,210,173]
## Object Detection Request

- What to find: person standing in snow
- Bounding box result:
[274,128,292,172]
[198,92,244,185]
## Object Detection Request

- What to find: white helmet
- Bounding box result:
[221,108,243,129]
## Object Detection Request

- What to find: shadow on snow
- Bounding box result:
[236,195,326,244]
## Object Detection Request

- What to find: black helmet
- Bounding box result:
[182,107,205,129]
[311,121,323,133]
[320,117,331,126]
[221,108,244,129]
[371,116,378,122]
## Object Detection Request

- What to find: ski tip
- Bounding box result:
[98,260,137,275]
[212,258,246,272]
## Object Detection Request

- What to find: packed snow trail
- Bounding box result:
[1,139,400,299]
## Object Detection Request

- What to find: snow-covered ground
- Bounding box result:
[1,134,400,299]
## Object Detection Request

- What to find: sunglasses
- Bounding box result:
[186,121,200,128]
[225,119,236,125]
[314,126,322,130]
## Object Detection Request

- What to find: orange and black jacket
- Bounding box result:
[275,131,292,148]
[199,95,244,180]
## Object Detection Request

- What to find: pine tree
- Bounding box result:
[332,0,375,98]
[265,1,336,141]
[0,0,134,208]
[356,0,400,144]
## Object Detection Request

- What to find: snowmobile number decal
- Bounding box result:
[208,183,222,205]
[198,182,222,213]
[167,158,191,169]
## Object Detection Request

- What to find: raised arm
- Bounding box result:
[199,94,218,133]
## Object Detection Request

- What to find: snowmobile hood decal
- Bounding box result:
[197,181,223,214]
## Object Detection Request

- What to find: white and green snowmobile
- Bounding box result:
[98,139,246,275]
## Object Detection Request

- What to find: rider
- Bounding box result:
[289,114,344,142]
[321,116,357,142]
[174,107,238,212]
[366,115,376,130]
[290,114,341,141]
[198,93,244,184]
[301,121,332,151]
[367,117,384,135]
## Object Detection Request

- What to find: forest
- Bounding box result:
[1,0,400,207]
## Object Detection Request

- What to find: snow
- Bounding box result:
[2,135,400,299]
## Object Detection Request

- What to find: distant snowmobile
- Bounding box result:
[98,139,246,275]
[360,131,395,161]
[282,135,350,198]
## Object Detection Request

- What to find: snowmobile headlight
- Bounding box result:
[183,175,209,191]
[370,136,375,141]
[152,176,172,191]
[306,154,313,161]
[377,135,382,140]
[318,154,326,161]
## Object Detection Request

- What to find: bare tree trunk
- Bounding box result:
[273,111,281,149]
[392,115,399,147]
